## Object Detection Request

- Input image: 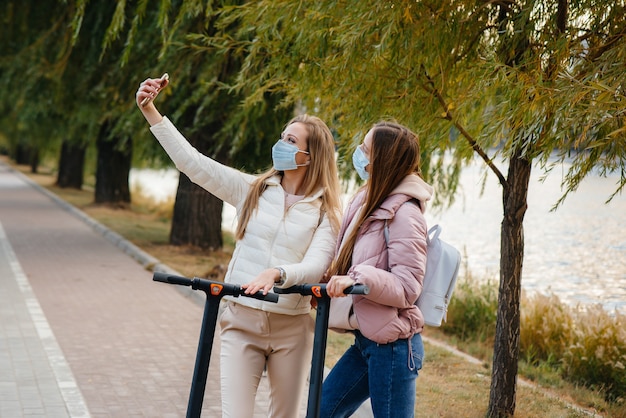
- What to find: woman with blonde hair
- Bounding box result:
[136,75,341,417]
[322,121,433,418]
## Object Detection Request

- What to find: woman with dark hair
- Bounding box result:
[136,75,342,417]
[321,121,433,418]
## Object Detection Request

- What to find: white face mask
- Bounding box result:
[352,145,370,180]
[271,140,310,171]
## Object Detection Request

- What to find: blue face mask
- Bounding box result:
[352,145,370,180]
[272,140,310,171]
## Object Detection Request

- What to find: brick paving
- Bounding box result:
[0,161,320,417]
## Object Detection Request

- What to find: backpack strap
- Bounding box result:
[383,219,390,246]
[383,199,420,247]
[383,200,419,272]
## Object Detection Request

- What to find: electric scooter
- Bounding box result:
[274,283,369,418]
[153,272,368,418]
[152,271,279,418]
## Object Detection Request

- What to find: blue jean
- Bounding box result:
[320,331,424,418]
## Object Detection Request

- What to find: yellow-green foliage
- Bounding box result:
[444,276,626,404]
[442,274,498,342]
[519,292,626,402]
[520,292,575,366]
[561,304,626,402]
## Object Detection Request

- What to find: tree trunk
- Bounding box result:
[29,148,39,174]
[169,131,226,250]
[94,121,132,207]
[170,173,224,249]
[488,150,531,417]
[56,141,85,189]
[13,143,37,171]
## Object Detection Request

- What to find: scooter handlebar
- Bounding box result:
[343,284,369,295]
[274,283,369,298]
[153,271,192,286]
[152,272,279,303]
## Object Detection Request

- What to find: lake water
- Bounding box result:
[130,160,626,313]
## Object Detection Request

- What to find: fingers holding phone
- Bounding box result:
[137,73,169,107]
[137,73,169,126]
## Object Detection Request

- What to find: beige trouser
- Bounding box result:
[219,301,315,418]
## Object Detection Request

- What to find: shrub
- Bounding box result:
[520,292,575,366]
[442,274,626,405]
[442,273,498,342]
[562,304,626,402]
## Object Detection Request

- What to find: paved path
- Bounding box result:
[0,160,321,417]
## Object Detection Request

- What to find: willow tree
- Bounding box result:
[178,0,626,416]
[94,1,294,248]
[65,1,170,206]
[0,0,161,200]
[0,1,75,172]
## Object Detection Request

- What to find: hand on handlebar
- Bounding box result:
[274,282,368,299]
[325,275,357,298]
[241,268,280,295]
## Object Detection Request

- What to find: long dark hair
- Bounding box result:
[330,121,422,275]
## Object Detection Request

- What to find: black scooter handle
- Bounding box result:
[274,283,369,298]
[153,271,279,303]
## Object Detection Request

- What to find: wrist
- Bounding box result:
[274,267,286,285]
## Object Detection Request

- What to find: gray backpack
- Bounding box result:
[384,222,461,327]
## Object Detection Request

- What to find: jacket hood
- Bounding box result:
[348,174,433,225]
[389,174,433,213]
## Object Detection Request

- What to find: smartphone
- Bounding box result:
[141,73,169,107]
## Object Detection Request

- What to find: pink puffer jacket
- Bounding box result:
[340,174,432,344]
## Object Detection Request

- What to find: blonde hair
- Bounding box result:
[330,121,422,275]
[235,114,342,240]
